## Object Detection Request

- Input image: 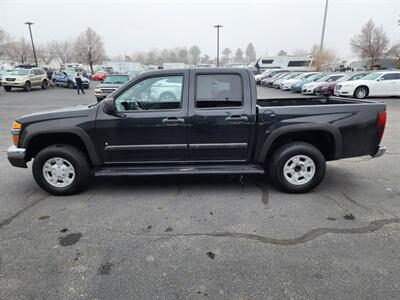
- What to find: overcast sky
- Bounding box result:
[0,0,399,59]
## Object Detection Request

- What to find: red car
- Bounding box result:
[92,71,108,81]
[315,72,368,96]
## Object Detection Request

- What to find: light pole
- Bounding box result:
[25,21,38,66]
[214,24,223,67]
[319,0,329,53]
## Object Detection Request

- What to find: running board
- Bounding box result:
[95,164,265,177]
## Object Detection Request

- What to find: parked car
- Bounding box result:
[7,68,386,196]
[273,73,301,88]
[315,72,368,96]
[255,69,286,84]
[280,72,319,91]
[94,74,130,101]
[53,71,90,89]
[1,67,48,92]
[302,73,345,95]
[290,73,325,93]
[92,71,108,81]
[261,72,289,87]
[334,71,400,99]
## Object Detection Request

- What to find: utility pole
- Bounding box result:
[319,0,329,53]
[214,24,223,67]
[25,21,38,66]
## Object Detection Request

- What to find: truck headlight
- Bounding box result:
[11,121,22,146]
[94,89,101,94]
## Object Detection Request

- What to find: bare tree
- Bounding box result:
[245,43,256,63]
[234,48,244,64]
[8,38,32,64]
[0,27,13,58]
[221,48,232,65]
[189,45,201,64]
[388,43,400,68]
[178,49,188,63]
[73,27,107,73]
[310,44,337,71]
[50,40,74,64]
[37,43,55,65]
[350,19,390,68]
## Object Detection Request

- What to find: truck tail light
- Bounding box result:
[377,111,386,142]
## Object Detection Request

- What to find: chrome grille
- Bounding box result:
[100,88,117,94]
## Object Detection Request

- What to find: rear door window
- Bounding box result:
[195,74,242,108]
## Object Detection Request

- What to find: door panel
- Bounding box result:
[95,71,189,164]
[187,70,254,162]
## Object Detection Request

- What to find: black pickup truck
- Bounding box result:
[7,68,387,195]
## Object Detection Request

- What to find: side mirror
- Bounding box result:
[103,98,116,115]
[377,77,382,81]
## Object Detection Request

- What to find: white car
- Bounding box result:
[302,74,344,95]
[273,73,300,88]
[334,71,400,99]
[280,72,319,91]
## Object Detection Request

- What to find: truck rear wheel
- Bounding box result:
[32,145,92,195]
[268,142,326,193]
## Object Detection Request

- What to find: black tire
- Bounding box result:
[32,145,92,196]
[353,86,368,99]
[41,80,48,90]
[24,81,31,92]
[4,86,11,92]
[67,81,74,89]
[268,142,326,193]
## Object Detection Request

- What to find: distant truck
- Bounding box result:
[8,68,386,195]
[94,74,130,101]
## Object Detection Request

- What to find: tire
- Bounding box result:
[268,142,326,193]
[4,86,11,92]
[67,81,74,89]
[353,86,368,99]
[32,145,92,196]
[41,80,48,90]
[159,91,176,101]
[24,81,31,92]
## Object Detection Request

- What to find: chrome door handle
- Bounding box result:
[162,117,185,124]
[225,115,248,122]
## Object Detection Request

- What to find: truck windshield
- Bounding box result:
[103,75,129,84]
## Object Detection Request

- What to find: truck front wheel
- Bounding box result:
[268,142,326,193]
[32,145,92,195]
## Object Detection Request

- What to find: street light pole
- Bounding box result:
[319,0,329,53]
[25,21,38,66]
[214,24,223,67]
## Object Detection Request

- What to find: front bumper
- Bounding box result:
[371,145,386,158]
[334,85,354,97]
[7,145,27,168]
[2,81,24,87]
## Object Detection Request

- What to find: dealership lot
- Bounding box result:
[0,86,399,299]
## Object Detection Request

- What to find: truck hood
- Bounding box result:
[3,75,26,80]
[16,104,94,124]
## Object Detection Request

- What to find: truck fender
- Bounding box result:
[257,123,342,163]
[23,127,101,166]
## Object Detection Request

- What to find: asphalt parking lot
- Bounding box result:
[0,84,399,299]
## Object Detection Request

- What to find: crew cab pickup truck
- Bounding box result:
[7,68,387,196]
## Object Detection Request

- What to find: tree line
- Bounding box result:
[0,27,107,73]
